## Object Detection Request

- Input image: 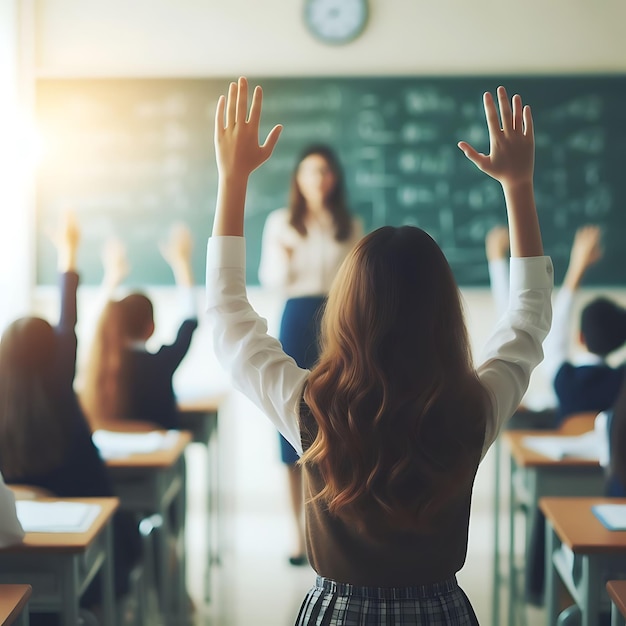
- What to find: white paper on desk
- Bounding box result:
[522,430,601,461]
[592,504,626,531]
[16,501,101,533]
[92,429,179,459]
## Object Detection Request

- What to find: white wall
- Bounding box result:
[16,0,625,404]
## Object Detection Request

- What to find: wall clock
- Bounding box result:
[303,0,369,45]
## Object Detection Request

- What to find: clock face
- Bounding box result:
[304,0,369,45]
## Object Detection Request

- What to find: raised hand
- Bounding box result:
[160,222,194,286]
[458,86,534,190]
[564,225,603,290]
[214,77,282,181]
[485,225,510,261]
[101,236,129,290]
[49,210,80,272]
[212,77,282,237]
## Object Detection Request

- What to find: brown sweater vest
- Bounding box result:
[300,407,483,587]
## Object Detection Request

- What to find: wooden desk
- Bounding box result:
[0,498,118,626]
[106,430,191,626]
[501,419,605,625]
[179,392,226,601]
[606,581,626,626]
[0,585,32,626]
[541,497,626,626]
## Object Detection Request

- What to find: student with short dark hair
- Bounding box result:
[205,78,552,624]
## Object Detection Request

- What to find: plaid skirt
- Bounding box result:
[295,576,480,626]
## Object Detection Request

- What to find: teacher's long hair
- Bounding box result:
[288,144,353,241]
[301,226,488,534]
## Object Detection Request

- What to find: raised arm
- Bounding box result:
[541,225,603,381]
[459,86,542,259]
[160,222,198,322]
[213,77,282,237]
[53,211,80,332]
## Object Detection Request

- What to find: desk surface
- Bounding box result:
[540,497,626,554]
[105,430,192,469]
[178,391,227,413]
[501,414,599,467]
[0,497,119,553]
[0,585,32,625]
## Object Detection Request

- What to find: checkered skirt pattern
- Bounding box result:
[295,576,480,626]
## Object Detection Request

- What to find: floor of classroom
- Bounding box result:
[182,391,546,626]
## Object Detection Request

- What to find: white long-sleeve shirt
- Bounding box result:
[258,209,363,297]
[0,470,25,547]
[207,236,553,460]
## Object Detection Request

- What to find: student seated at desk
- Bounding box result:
[487,224,626,425]
[80,224,198,431]
[0,469,24,547]
[0,213,142,620]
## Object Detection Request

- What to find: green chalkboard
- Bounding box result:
[35,75,626,286]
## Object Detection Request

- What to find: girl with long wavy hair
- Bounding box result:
[206,78,552,625]
[258,144,363,565]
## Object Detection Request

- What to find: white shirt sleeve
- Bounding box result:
[539,285,575,384]
[0,471,25,547]
[207,236,308,455]
[478,256,554,457]
[488,258,510,320]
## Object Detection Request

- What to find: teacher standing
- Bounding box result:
[258,144,363,566]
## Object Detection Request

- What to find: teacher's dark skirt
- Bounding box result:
[278,295,326,465]
[295,576,480,626]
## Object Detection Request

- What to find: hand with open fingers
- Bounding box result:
[49,210,80,271]
[160,222,193,267]
[458,86,534,189]
[214,77,282,180]
[570,225,603,271]
[486,225,510,261]
[102,236,129,288]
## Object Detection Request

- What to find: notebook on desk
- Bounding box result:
[522,430,602,461]
[16,501,101,533]
[92,429,179,459]
[592,504,626,531]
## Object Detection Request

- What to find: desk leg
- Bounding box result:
[545,523,559,626]
[16,605,30,626]
[101,521,116,626]
[175,454,188,623]
[492,437,501,626]
[580,556,601,626]
[156,474,173,626]
[508,454,517,626]
[60,557,80,626]
[611,602,625,626]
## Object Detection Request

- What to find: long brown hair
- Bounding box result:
[80,293,153,429]
[301,226,488,534]
[288,144,353,241]
[0,317,71,479]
